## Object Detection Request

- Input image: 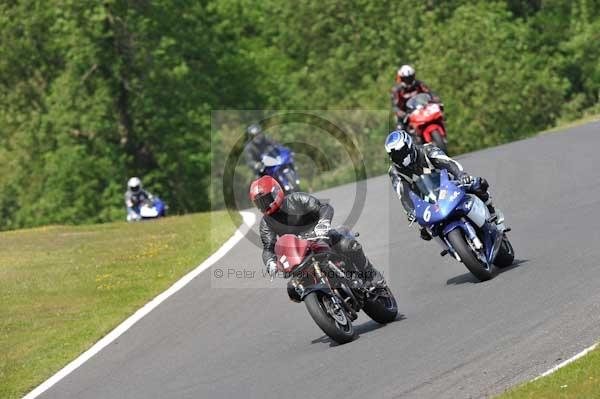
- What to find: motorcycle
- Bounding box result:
[261,145,301,194]
[409,169,514,281]
[127,197,167,222]
[274,231,398,344]
[404,93,448,153]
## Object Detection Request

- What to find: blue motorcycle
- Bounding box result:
[128,197,167,222]
[409,169,515,281]
[261,145,301,194]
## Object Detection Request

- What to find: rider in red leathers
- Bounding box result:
[391,65,440,129]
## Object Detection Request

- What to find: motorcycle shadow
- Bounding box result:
[445,258,530,285]
[310,314,407,347]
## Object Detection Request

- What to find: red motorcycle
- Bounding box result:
[404,93,448,153]
[274,232,398,344]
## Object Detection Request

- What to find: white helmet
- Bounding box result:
[127,177,142,192]
[397,65,416,85]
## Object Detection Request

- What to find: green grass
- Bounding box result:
[540,113,600,135]
[497,345,600,398]
[0,211,240,399]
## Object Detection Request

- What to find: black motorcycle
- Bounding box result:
[274,232,398,344]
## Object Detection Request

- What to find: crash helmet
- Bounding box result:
[396,64,416,86]
[127,177,142,193]
[249,176,284,215]
[246,124,263,138]
[384,130,417,168]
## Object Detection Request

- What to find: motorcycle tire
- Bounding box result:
[304,292,355,344]
[447,229,497,281]
[494,236,515,268]
[362,286,398,324]
[430,130,448,154]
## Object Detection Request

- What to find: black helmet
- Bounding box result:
[384,130,417,168]
[246,124,262,137]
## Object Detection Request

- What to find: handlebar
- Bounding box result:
[302,234,330,241]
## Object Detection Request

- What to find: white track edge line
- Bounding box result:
[23,211,257,399]
[532,342,598,381]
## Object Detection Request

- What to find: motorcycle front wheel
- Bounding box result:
[447,229,497,281]
[430,130,448,154]
[304,292,355,344]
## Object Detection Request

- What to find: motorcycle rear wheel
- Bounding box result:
[494,236,515,268]
[362,286,398,324]
[447,229,497,281]
[304,292,355,344]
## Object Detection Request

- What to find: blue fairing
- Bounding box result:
[263,146,293,174]
[262,145,298,190]
[407,169,503,264]
[153,198,166,216]
[410,169,465,227]
[442,214,501,264]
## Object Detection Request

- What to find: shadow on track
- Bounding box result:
[445,259,530,285]
[310,314,407,347]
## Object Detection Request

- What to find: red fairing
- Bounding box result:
[275,234,311,273]
[422,123,447,142]
[409,103,443,126]
[408,102,447,143]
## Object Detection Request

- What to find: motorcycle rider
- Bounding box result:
[124,177,154,222]
[244,123,278,176]
[249,176,385,295]
[385,130,503,240]
[391,65,440,129]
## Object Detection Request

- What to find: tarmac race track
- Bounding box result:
[40,121,600,399]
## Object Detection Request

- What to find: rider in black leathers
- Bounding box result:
[385,130,503,240]
[243,124,278,176]
[249,176,384,296]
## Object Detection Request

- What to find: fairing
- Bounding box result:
[275,234,310,273]
[410,170,465,226]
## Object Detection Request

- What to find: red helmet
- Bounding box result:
[249,176,284,215]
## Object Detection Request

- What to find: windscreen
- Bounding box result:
[406,93,433,112]
[414,171,441,202]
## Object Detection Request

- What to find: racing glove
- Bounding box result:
[459,173,474,186]
[314,219,331,238]
[266,259,278,278]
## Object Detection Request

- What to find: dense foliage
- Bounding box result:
[1,0,599,229]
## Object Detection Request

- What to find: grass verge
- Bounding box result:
[497,344,600,398]
[540,113,600,135]
[0,211,241,399]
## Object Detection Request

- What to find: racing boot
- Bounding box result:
[486,201,504,225]
[485,200,508,232]
[420,227,432,241]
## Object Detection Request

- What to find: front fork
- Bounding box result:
[314,259,358,320]
[434,218,484,263]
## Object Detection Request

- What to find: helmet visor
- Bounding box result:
[252,186,281,213]
[391,145,414,167]
[131,185,140,192]
[401,75,415,85]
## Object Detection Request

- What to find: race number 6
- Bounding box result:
[423,206,431,222]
